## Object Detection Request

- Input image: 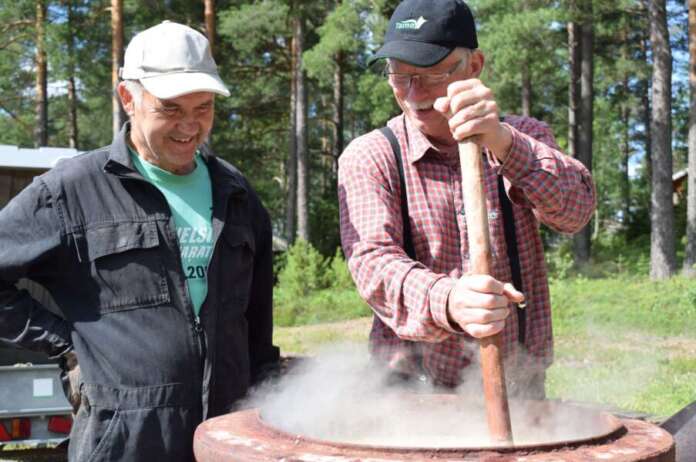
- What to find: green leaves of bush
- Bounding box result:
[274,240,369,326]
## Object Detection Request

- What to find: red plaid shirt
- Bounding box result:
[338,114,596,387]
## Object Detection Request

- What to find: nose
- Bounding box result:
[407,76,429,99]
[177,116,199,136]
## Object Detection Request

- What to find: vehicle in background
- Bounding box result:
[0,145,79,451]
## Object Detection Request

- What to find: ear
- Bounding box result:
[469,50,485,78]
[117,82,135,116]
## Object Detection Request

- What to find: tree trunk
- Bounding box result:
[520,61,532,118]
[332,51,344,177]
[34,0,48,148]
[567,19,580,158]
[620,34,630,226]
[294,15,309,242]
[286,28,297,244]
[573,17,593,265]
[649,0,676,280]
[66,0,78,149]
[203,0,216,57]
[684,0,696,276]
[621,95,630,226]
[641,36,653,183]
[111,0,125,137]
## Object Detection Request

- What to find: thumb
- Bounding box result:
[502,282,525,304]
[433,96,450,115]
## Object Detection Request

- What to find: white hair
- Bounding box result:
[122,80,144,107]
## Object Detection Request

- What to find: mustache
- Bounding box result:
[405,100,435,111]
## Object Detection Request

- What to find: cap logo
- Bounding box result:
[395,16,428,30]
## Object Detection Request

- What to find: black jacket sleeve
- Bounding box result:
[0,178,72,358]
[245,191,280,384]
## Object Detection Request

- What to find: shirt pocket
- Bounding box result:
[219,224,256,307]
[83,221,170,313]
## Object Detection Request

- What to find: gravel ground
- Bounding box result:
[0,448,66,462]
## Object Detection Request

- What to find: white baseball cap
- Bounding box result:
[120,21,230,99]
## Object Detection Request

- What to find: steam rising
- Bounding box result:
[243,344,617,448]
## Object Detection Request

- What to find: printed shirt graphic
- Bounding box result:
[130,149,213,317]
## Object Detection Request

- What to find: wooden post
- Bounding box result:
[459,140,514,444]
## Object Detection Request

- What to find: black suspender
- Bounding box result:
[379,125,526,344]
[497,174,526,343]
[380,126,417,261]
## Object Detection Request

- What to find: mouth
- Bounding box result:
[408,102,435,113]
[170,135,195,145]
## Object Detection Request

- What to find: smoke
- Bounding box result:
[242,343,617,448]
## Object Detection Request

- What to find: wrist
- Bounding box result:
[488,123,513,162]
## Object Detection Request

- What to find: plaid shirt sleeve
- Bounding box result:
[500,116,596,234]
[338,133,456,343]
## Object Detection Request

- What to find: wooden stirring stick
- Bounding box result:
[458,140,514,444]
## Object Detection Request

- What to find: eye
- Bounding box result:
[160,107,179,116]
[389,74,411,85]
[424,73,448,85]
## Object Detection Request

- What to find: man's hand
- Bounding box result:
[433,79,513,161]
[60,351,81,414]
[446,274,524,338]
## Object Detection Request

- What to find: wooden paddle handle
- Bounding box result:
[458,140,514,444]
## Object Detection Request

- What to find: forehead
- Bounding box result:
[148,91,215,107]
[389,50,465,73]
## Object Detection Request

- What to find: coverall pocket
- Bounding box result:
[221,224,255,304]
[70,406,121,462]
[82,220,170,312]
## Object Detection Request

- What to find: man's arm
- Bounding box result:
[245,193,280,384]
[338,135,460,343]
[0,178,72,358]
[434,79,596,234]
[497,117,596,234]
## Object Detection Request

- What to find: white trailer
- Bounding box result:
[0,145,79,451]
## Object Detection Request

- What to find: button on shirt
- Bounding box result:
[338,114,596,387]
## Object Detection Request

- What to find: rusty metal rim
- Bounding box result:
[255,408,627,454]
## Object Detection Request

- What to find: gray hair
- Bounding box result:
[122,80,144,107]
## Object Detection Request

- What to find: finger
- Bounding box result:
[451,290,511,310]
[464,320,506,339]
[451,118,491,142]
[448,100,492,130]
[446,78,481,98]
[449,306,510,328]
[460,274,506,295]
[448,85,492,114]
[433,96,451,115]
[502,282,525,303]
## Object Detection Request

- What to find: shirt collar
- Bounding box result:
[402,114,459,165]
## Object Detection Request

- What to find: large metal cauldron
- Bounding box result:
[193,396,674,461]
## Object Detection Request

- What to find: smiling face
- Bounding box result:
[388,48,482,145]
[118,83,215,175]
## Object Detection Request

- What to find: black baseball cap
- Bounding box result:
[369,0,478,67]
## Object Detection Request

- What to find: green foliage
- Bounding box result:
[277,239,328,298]
[328,247,355,289]
[0,0,693,275]
[303,1,362,82]
[274,243,366,326]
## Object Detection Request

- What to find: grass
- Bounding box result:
[274,286,371,327]
[546,274,696,419]
[273,274,696,419]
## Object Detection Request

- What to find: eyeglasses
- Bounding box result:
[385,58,467,90]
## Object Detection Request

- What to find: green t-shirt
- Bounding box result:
[130,149,213,317]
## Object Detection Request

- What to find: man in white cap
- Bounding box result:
[0,21,278,461]
[339,0,596,396]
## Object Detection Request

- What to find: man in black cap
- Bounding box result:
[338,0,596,395]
